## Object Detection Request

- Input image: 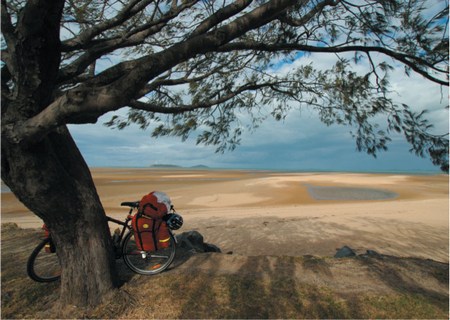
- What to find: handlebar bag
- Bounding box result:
[131,214,170,251]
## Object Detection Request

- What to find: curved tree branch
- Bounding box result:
[129,81,275,114]
[217,42,449,86]
[61,0,154,51]
[58,0,199,83]
[189,0,253,38]
[1,0,16,45]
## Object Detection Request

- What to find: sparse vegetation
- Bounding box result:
[2,223,448,319]
[2,0,448,307]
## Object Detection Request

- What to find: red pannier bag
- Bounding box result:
[132,191,172,251]
[131,215,170,251]
[42,224,56,253]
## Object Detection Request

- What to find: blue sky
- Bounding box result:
[65,0,449,173]
[68,52,449,173]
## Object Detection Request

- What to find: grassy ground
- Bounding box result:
[1,223,448,319]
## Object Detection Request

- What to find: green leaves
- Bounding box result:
[401,107,449,172]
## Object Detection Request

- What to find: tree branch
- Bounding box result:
[189,0,253,38]
[136,54,249,97]
[61,0,155,51]
[1,0,18,79]
[2,85,125,144]
[129,82,276,114]
[1,0,16,45]
[278,0,339,27]
[113,0,302,94]
[58,0,199,83]
[217,42,449,86]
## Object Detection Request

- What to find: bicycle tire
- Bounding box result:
[27,238,61,282]
[122,231,176,275]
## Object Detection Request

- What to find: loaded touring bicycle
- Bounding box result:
[27,191,183,282]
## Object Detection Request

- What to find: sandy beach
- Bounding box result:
[2,168,448,262]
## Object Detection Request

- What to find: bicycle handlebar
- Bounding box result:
[120,201,176,212]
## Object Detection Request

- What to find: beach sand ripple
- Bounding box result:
[1,168,448,262]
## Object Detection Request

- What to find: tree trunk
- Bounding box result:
[1,125,118,307]
[1,0,119,308]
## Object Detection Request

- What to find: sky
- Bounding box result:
[68,50,449,173]
[63,0,449,173]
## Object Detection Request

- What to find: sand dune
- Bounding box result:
[1,168,448,262]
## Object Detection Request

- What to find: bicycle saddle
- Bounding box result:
[120,201,140,208]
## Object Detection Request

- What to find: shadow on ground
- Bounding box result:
[2,224,448,319]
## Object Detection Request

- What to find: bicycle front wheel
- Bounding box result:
[27,238,61,282]
[122,231,176,275]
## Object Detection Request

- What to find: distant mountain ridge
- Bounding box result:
[150,164,209,169]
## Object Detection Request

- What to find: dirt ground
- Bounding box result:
[1,223,448,319]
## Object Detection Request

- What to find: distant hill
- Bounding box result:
[150,164,209,169]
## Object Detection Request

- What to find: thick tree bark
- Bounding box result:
[0,0,122,308]
[1,125,118,306]
[2,0,118,306]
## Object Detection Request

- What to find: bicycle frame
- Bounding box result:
[106,209,134,246]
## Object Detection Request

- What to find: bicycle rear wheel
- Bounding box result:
[122,231,176,275]
[27,238,61,282]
